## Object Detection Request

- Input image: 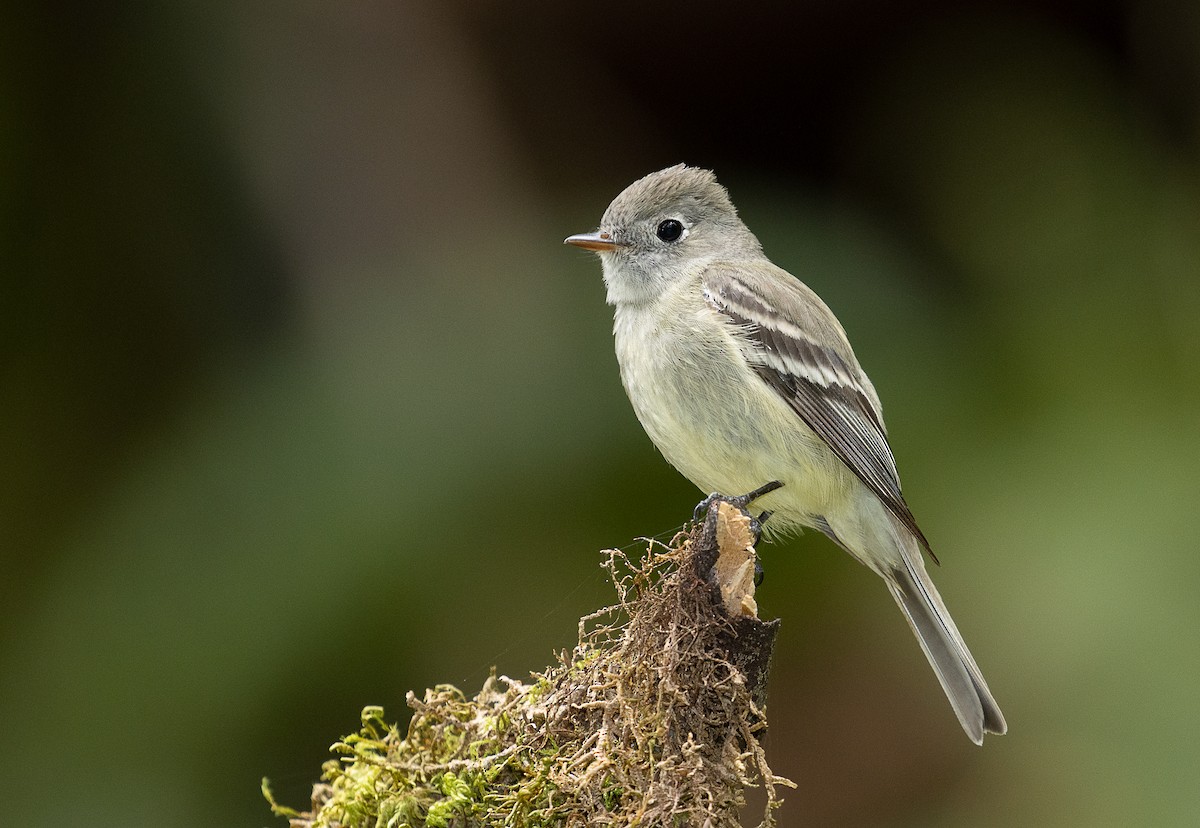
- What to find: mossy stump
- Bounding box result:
[265,500,793,827]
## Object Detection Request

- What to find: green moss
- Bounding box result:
[265,526,793,827]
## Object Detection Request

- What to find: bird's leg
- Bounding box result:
[734,479,784,508]
[692,480,784,525]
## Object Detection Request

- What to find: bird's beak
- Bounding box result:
[564,231,620,252]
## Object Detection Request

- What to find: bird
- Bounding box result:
[564,164,1006,744]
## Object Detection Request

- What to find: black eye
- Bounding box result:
[656,219,684,242]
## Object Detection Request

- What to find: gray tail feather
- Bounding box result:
[887,555,1007,745]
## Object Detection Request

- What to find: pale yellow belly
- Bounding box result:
[614,305,855,533]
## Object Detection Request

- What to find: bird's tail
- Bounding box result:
[886,552,1007,744]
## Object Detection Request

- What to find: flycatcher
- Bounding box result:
[565,164,1006,744]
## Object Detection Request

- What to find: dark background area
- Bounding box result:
[2,1,1198,825]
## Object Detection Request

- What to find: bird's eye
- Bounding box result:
[656,219,684,242]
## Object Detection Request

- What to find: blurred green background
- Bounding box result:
[3,2,1198,825]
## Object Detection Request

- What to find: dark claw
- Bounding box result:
[693,492,723,523]
[754,558,765,587]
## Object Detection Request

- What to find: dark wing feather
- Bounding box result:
[703,267,935,559]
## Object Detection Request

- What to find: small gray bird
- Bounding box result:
[565,164,1006,744]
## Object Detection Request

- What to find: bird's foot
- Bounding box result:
[691,481,783,591]
[692,481,784,526]
[750,509,773,546]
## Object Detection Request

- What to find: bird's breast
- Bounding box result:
[611,298,837,522]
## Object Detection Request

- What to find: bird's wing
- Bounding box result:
[701,263,934,558]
